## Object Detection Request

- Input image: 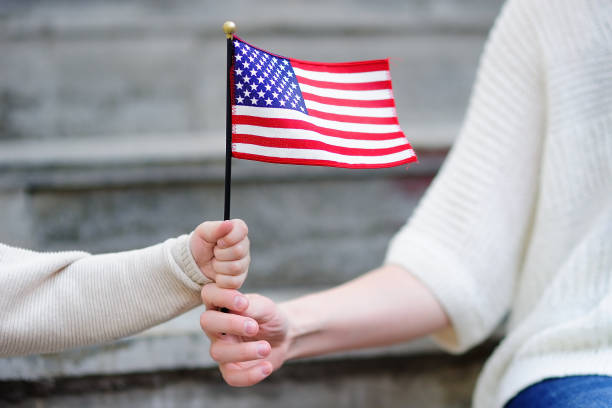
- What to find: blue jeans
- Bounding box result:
[505,375,612,408]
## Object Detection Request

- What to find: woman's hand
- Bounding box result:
[200,265,450,387]
[199,284,290,386]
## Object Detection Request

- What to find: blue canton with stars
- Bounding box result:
[232,39,308,114]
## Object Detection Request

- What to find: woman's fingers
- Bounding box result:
[200,310,259,337]
[220,361,274,387]
[200,284,248,311]
[210,340,271,364]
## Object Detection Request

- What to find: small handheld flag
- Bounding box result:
[221,22,417,219]
[229,37,417,169]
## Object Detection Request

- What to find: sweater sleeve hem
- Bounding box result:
[169,234,213,287]
[384,232,493,354]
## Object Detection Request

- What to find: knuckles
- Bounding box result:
[200,284,215,306]
[232,219,249,236]
[232,241,249,258]
[222,371,242,387]
[227,260,245,275]
[199,312,210,331]
[216,274,244,289]
[209,343,223,362]
[195,221,213,237]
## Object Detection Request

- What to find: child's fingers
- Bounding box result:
[220,361,273,387]
[212,257,250,276]
[213,237,249,261]
[215,274,247,289]
[191,221,234,269]
[216,219,248,249]
[210,340,271,364]
[200,310,259,337]
[201,284,248,312]
[194,220,234,246]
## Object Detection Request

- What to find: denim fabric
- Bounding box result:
[505,375,612,408]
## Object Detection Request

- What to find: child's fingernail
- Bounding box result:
[261,364,272,376]
[257,342,270,357]
[244,320,257,335]
[217,239,226,248]
[234,296,247,310]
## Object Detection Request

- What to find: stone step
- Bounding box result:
[0,135,444,291]
[1,350,492,408]
[1,0,505,38]
[0,0,503,146]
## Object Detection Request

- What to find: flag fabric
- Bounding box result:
[230,36,417,169]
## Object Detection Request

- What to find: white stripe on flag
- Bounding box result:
[234,125,409,149]
[235,105,401,133]
[298,83,392,101]
[233,143,415,165]
[303,99,396,117]
[292,67,389,83]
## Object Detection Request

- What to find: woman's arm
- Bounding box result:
[0,219,250,357]
[283,264,449,359]
[199,264,449,386]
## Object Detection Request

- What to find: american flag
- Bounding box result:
[231,36,417,169]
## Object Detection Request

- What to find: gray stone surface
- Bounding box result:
[1,346,494,408]
[0,136,442,290]
[0,0,504,147]
[3,171,433,289]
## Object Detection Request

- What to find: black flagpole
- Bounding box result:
[223,21,236,221]
[220,22,237,318]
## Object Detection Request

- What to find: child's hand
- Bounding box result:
[189,219,250,289]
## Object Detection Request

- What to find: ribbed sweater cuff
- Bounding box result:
[384,232,491,354]
[169,234,213,286]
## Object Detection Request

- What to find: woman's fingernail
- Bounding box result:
[261,364,272,376]
[234,296,247,310]
[244,320,257,335]
[257,343,270,357]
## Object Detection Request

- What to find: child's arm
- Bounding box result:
[199,264,449,386]
[0,219,250,357]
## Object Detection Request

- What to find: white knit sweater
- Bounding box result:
[0,235,209,357]
[386,0,612,406]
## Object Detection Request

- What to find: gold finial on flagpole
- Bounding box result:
[223,21,236,39]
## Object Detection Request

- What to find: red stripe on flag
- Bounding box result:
[231,152,417,169]
[306,109,399,125]
[300,92,395,108]
[233,115,404,140]
[232,134,410,156]
[290,58,389,74]
[295,76,392,91]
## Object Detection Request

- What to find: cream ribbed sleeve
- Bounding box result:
[386,0,545,353]
[0,235,210,357]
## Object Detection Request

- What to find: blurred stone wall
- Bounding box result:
[0,0,505,406]
[1,0,500,147]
